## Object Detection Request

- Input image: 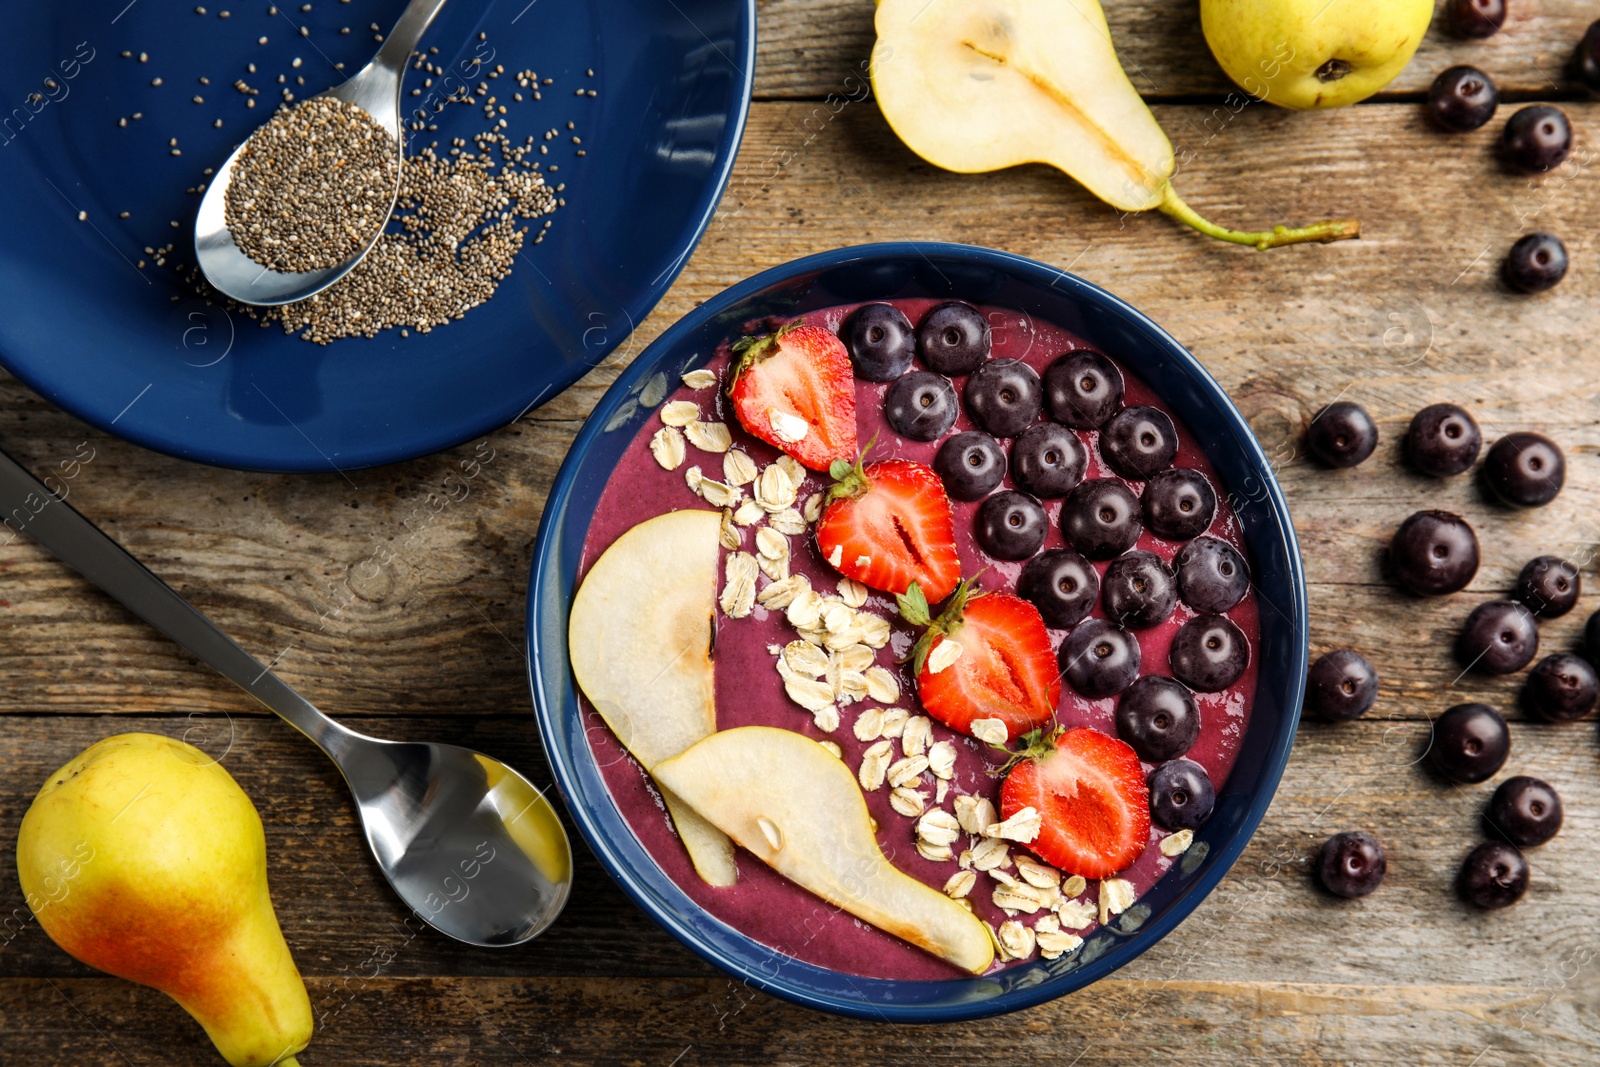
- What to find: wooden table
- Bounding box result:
[4,2,1599,1063]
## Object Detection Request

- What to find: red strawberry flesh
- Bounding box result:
[915,593,1060,741]
[1001,727,1150,879]
[816,459,960,602]
[727,324,857,471]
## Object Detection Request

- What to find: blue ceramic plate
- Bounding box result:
[528,244,1308,1021]
[0,0,752,471]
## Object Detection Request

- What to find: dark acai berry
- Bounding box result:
[1061,479,1143,560]
[1577,19,1600,96]
[1525,652,1600,722]
[884,370,958,442]
[1018,549,1100,629]
[1515,555,1581,618]
[1143,468,1216,542]
[1501,105,1573,173]
[1445,0,1505,38]
[1458,600,1539,675]
[1043,350,1124,429]
[1148,759,1215,832]
[1116,676,1200,762]
[975,490,1048,561]
[1059,618,1142,699]
[1306,401,1378,469]
[1485,776,1563,848]
[1459,841,1528,909]
[1504,233,1568,294]
[1389,510,1479,596]
[1306,650,1380,722]
[1428,65,1499,131]
[1169,614,1249,692]
[1428,702,1511,784]
[915,301,990,375]
[1102,550,1178,629]
[1174,536,1250,614]
[965,359,1042,438]
[1406,403,1481,477]
[1318,831,1387,899]
[843,302,915,381]
[1010,422,1087,498]
[1484,432,1564,507]
[933,431,1006,501]
[1100,405,1178,480]
[1587,608,1600,665]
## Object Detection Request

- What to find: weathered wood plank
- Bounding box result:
[753,0,1599,101]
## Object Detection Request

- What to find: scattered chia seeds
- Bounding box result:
[225,96,399,273]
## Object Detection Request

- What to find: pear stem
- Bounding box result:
[1157,186,1360,251]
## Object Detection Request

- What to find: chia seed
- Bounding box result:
[225,96,399,273]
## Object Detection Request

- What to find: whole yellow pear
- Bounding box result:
[17,733,313,1067]
[1202,0,1434,109]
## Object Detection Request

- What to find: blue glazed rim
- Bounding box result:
[527,242,1308,1021]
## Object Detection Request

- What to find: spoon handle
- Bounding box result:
[0,448,358,757]
[375,0,452,75]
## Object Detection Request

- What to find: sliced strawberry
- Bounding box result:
[726,323,857,471]
[900,579,1060,741]
[815,457,960,602]
[1000,727,1151,880]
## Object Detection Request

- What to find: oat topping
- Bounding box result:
[1098,877,1136,925]
[776,455,806,487]
[838,578,870,608]
[811,703,840,733]
[1062,874,1088,899]
[1015,855,1061,889]
[984,806,1042,844]
[864,666,900,704]
[756,464,798,512]
[757,574,808,610]
[681,368,718,390]
[733,499,765,526]
[659,400,700,427]
[970,717,1009,746]
[718,509,742,550]
[901,715,934,757]
[1159,829,1194,857]
[719,552,757,618]
[926,740,957,780]
[723,449,758,486]
[818,740,843,759]
[803,492,825,523]
[996,920,1035,961]
[943,870,976,899]
[698,477,739,508]
[969,837,1010,871]
[1035,916,1083,960]
[916,839,955,863]
[770,509,808,535]
[769,409,810,442]
[954,794,998,836]
[853,706,886,741]
[649,426,685,470]
[684,464,703,494]
[887,754,930,788]
[756,527,789,560]
[858,739,894,791]
[784,675,835,713]
[1055,898,1096,930]
[890,786,926,817]
[915,809,962,848]
[926,639,963,674]
[879,707,910,738]
[783,641,830,678]
[827,544,844,568]
[686,420,733,453]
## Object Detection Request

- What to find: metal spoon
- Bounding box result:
[194,0,448,306]
[0,447,571,947]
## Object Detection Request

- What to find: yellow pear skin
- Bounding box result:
[17,733,312,1067]
[1202,0,1435,109]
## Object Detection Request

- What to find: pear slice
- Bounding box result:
[569,509,737,887]
[654,726,995,974]
[871,0,1359,249]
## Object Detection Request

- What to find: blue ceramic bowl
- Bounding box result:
[528,243,1308,1021]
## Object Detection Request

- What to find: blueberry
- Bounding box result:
[1428,65,1500,131]
[1142,468,1216,542]
[843,302,915,381]
[1102,550,1178,629]
[1148,759,1215,832]
[1306,650,1379,721]
[1515,555,1580,618]
[1578,19,1600,95]
[1485,776,1563,848]
[1458,600,1539,675]
[964,359,1042,438]
[1010,422,1087,498]
[1587,608,1600,665]
[1525,653,1599,722]
[1174,536,1250,614]
[1389,510,1479,596]
[1459,841,1528,909]
[933,431,1006,501]
[1169,614,1248,692]
[1484,432,1564,507]
[1428,702,1510,784]
[1504,233,1568,293]
[1017,549,1100,629]
[916,301,990,375]
[1306,401,1378,468]
[1502,105,1572,173]
[975,490,1048,561]
[1318,831,1386,899]
[1060,479,1142,560]
[1059,618,1142,698]
[1446,0,1505,37]
[1100,405,1178,480]
[1406,403,1481,477]
[884,370,958,442]
[1043,350,1124,429]
[1115,676,1200,762]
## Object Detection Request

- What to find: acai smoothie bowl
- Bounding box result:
[528,243,1308,1020]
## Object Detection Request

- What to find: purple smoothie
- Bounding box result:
[575,299,1259,981]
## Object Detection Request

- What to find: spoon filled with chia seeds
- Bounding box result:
[195,0,448,305]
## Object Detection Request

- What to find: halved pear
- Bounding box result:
[871,0,1359,249]
[653,726,995,974]
[570,509,737,887]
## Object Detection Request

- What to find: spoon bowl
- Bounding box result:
[194,0,447,306]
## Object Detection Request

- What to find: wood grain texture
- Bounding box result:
[3,18,1600,1066]
[753,0,1599,101]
